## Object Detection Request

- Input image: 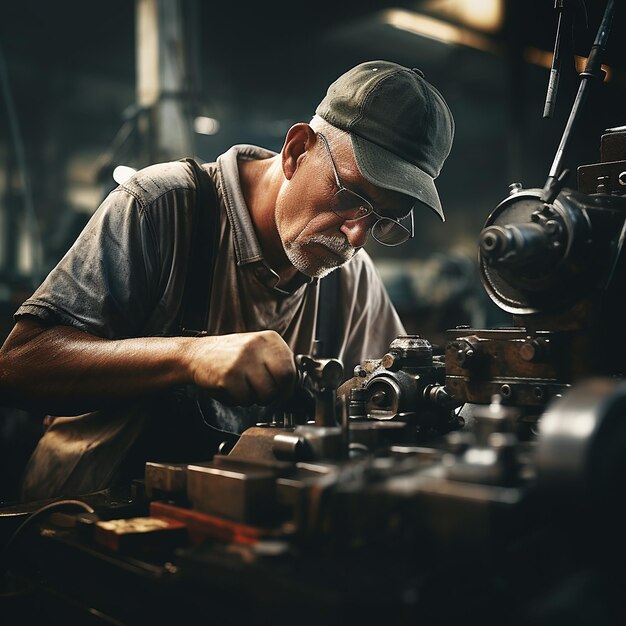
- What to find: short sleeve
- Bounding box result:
[15,159,199,339]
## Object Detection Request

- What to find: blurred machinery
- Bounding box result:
[2,2,625,625]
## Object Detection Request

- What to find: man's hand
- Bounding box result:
[185,330,296,406]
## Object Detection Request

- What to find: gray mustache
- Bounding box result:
[304,234,354,258]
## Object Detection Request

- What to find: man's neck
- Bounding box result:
[238,157,299,286]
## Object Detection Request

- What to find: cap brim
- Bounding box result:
[350,134,445,222]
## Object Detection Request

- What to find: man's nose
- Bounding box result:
[340,217,373,248]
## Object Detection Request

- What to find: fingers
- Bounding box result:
[240,333,296,405]
[261,343,297,400]
[187,330,296,406]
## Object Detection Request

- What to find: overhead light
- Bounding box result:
[383,8,612,82]
[194,116,221,135]
[383,9,500,54]
[113,165,137,185]
[421,0,504,33]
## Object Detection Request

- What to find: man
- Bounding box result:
[0,60,454,500]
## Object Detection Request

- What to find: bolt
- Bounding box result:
[500,384,512,398]
[354,365,367,378]
[619,171,626,186]
[597,175,610,194]
[456,348,475,367]
[454,338,479,368]
[544,219,560,235]
[520,339,546,362]
[481,232,499,252]
[381,352,401,371]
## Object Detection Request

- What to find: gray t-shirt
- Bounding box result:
[16,145,406,499]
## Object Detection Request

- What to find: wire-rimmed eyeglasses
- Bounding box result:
[317,132,414,247]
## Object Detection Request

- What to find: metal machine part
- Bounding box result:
[294,354,344,428]
[479,186,610,315]
[442,395,522,487]
[449,127,626,411]
[137,377,626,556]
[445,326,573,409]
[536,377,626,500]
[340,335,462,447]
[447,1,622,414]
[478,184,626,316]
[6,383,625,626]
[140,341,461,526]
[149,354,348,524]
[578,124,626,195]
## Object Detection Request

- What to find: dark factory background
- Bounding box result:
[0,0,624,500]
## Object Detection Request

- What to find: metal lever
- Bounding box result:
[541,0,615,202]
[294,354,344,427]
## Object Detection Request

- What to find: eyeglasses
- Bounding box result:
[317,132,414,247]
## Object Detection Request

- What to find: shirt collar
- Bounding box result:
[216,144,313,292]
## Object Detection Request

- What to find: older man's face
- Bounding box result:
[274,136,409,278]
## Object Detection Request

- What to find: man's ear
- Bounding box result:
[281,123,316,181]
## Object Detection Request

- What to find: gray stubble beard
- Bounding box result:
[284,233,356,278]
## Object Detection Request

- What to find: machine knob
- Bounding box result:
[519,338,549,362]
[480,223,551,268]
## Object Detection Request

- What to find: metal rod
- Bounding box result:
[542,0,615,202]
[543,0,566,119]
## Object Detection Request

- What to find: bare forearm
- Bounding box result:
[0,320,195,414]
[0,320,296,415]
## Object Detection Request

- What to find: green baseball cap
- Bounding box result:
[315,60,455,222]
